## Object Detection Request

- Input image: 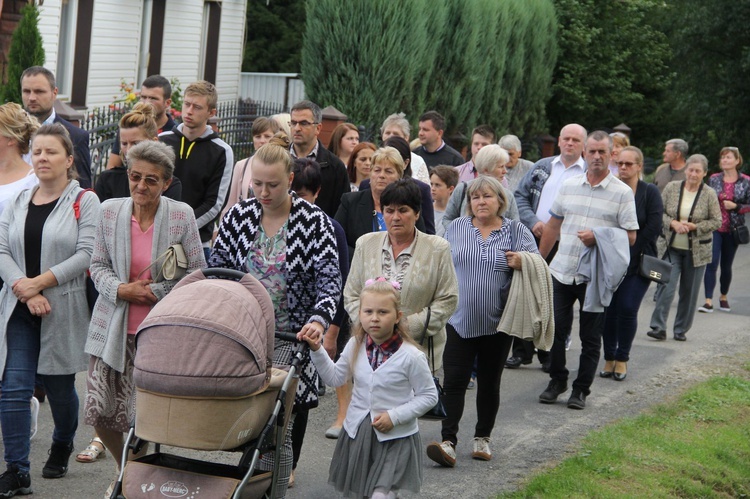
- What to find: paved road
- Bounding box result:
[6,245,750,498]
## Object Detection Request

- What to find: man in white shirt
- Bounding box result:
[508,124,587,370]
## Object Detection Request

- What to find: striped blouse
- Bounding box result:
[446,216,538,338]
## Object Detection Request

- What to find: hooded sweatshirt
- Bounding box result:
[159,124,234,242]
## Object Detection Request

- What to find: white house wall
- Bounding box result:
[214,0,245,103]
[38,0,63,83]
[36,0,247,109]
[160,0,204,89]
[86,0,144,107]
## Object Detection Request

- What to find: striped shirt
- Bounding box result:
[446,216,538,338]
[548,173,638,284]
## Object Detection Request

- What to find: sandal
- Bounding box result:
[76,437,106,463]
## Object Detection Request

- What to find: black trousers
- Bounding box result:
[509,237,558,362]
[440,324,513,446]
[548,278,605,396]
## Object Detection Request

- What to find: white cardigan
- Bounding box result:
[311,338,437,442]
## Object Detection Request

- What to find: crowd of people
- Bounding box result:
[0,65,747,499]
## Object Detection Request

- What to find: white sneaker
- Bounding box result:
[426,440,456,467]
[30,396,40,440]
[472,437,491,461]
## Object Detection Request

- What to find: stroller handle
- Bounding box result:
[276,331,302,343]
[201,267,247,280]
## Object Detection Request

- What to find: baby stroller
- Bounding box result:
[109,268,304,499]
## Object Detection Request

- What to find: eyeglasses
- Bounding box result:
[616,161,638,168]
[289,120,319,128]
[128,171,162,186]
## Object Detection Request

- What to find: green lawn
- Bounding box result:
[500,367,750,498]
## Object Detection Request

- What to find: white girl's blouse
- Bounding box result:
[311,337,438,442]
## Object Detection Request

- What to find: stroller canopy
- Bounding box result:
[134,270,276,398]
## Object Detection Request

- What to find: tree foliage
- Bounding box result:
[658,0,750,168]
[547,0,673,152]
[302,0,557,139]
[1,3,45,104]
[243,0,305,72]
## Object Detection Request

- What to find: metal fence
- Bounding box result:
[83,103,132,180]
[215,99,287,162]
[84,99,287,185]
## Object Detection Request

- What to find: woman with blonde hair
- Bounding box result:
[608,132,630,176]
[0,103,39,214]
[94,102,181,202]
[222,117,282,219]
[209,134,341,496]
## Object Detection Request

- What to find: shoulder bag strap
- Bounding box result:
[240,156,252,201]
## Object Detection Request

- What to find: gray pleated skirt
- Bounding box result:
[329,416,423,498]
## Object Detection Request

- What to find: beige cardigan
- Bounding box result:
[497,252,554,351]
[661,180,721,267]
[344,230,458,371]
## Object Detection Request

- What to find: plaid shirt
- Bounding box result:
[366,333,403,370]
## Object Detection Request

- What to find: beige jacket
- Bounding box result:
[344,230,458,371]
[662,180,721,267]
[497,252,554,350]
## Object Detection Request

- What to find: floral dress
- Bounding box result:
[246,222,292,339]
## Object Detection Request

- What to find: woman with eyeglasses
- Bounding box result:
[600,147,663,381]
[83,141,204,495]
[697,147,750,314]
[95,102,182,202]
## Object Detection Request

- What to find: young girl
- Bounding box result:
[298,278,438,499]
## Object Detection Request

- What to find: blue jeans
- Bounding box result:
[703,231,739,299]
[0,303,78,473]
[603,273,651,362]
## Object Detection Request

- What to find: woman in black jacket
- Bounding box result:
[601,147,663,381]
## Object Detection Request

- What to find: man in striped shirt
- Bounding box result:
[537,130,638,410]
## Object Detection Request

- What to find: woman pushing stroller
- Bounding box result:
[208,133,341,497]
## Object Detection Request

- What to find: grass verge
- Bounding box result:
[499,365,750,498]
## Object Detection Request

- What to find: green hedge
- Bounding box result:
[302,0,557,139]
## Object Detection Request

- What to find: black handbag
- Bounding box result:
[639,253,672,284]
[419,308,447,421]
[733,225,749,245]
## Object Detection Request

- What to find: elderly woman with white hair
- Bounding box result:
[441,144,519,232]
[380,113,430,184]
[498,134,534,192]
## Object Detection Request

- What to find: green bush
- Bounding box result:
[302,0,557,139]
[1,3,45,104]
